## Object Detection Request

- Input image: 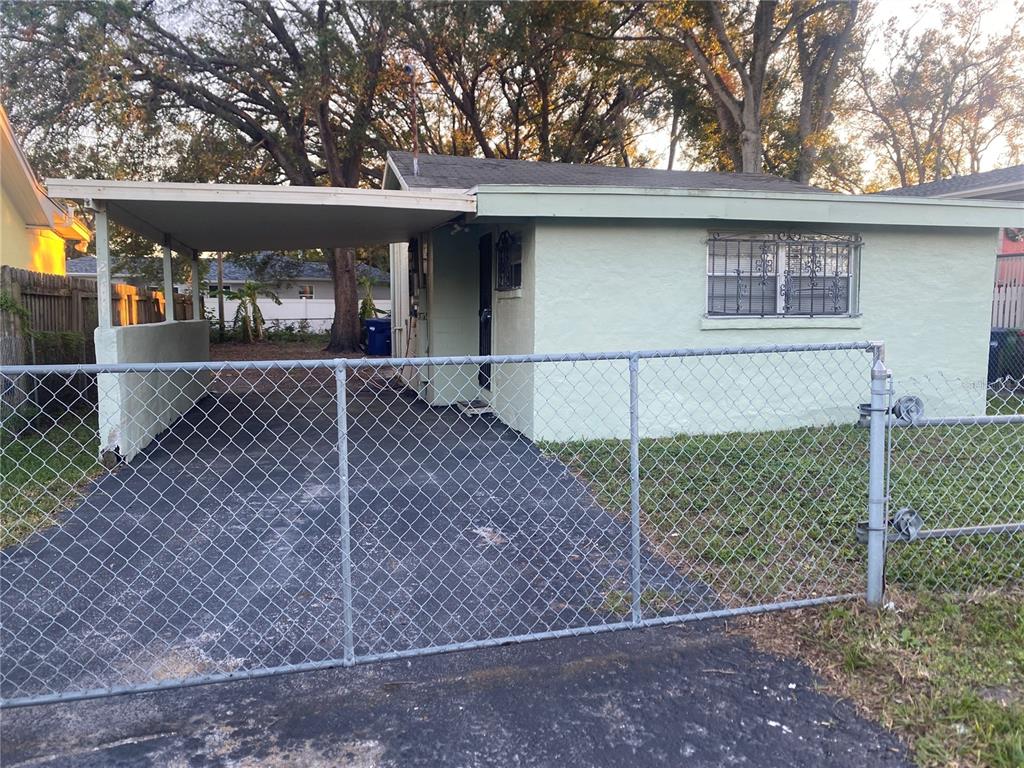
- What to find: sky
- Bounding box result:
[638,0,1022,181]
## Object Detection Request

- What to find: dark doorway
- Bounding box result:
[478,233,493,389]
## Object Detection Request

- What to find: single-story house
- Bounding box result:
[41,156,1022,457]
[1,105,89,275]
[381,152,1023,439]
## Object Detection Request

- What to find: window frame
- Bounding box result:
[297,284,315,300]
[705,231,862,319]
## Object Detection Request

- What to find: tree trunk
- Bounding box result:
[739,117,762,173]
[326,246,361,353]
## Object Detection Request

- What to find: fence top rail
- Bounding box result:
[0,341,880,376]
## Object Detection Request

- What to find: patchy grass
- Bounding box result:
[602,586,678,616]
[1,411,102,549]
[543,420,1023,604]
[736,591,1024,768]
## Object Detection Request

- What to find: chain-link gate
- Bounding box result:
[873,367,1024,594]
[1,341,905,707]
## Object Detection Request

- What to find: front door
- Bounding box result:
[478,233,493,389]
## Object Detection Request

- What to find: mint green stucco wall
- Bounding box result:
[421,217,997,440]
[421,222,538,436]
[527,221,997,439]
[489,224,536,435]
[423,225,482,405]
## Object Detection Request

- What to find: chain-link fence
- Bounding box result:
[883,370,1024,592]
[1,341,1020,707]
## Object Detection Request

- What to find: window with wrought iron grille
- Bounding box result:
[496,230,522,291]
[706,232,861,317]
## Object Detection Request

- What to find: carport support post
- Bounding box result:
[93,203,112,330]
[190,250,202,320]
[162,237,175,322]
[628,354,643,626]
[335,359,356,665]
[866,349,889,607]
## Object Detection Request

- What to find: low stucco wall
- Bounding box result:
[528,221,996,440]
[96,320,210,462]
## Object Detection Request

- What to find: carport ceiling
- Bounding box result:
[45,179,476,252]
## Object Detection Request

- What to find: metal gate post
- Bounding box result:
[335,359,356,665]
[628,354,643,626]
[866,347,889,606]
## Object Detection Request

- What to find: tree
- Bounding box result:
[1,0,400,352]
[397,1,657,165]
[229,281,279,343]
[855,0,1024,189]
[636,0,861,178]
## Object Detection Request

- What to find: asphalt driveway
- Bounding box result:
[1,370,910,765]
[0,621,910,767]
[1,371,707,702]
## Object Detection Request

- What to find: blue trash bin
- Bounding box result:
[364,317,392,356]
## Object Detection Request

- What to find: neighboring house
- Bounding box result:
[209,256,391,332]
[67,253,390,332]
[383,151,1023,439]
[878,164,1024,328]
[1,105,89,274]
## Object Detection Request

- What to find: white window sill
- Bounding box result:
[701,315,864,331]
[496,288,523,300]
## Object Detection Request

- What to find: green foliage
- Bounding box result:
[228,281,280,343]
[358,276,377,322]
[0,291,31,328]
[543,421,1023,602]
[810,594,1024,768]
[1,410,102,549]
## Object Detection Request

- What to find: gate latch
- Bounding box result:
[855,507,923,544]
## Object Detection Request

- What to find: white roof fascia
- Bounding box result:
[45,179,475,212]
[45,178,476,252]
[470,185,1023,229]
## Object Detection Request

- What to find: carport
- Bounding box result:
[44,178,475,460]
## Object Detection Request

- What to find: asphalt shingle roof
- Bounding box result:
[66,256,96,275]
[387,151,828,194]
[876,165,1024,198]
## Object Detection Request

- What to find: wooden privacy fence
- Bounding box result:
[0,265,195,366]
[993,281,1024,329]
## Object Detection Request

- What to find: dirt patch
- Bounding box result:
[210,340,349,362]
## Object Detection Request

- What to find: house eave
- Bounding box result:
[470,185,1023,229]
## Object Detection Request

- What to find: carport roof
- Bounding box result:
[44,179,475,253]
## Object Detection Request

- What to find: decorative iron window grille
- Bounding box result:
[496,230,523,291]
[706,231,861,317]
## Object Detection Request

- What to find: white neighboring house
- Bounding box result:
[66,254,391,333]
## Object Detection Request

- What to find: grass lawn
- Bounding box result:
[0,411,102,549]
[738,591,1024,768]
[543,419,1023,609]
